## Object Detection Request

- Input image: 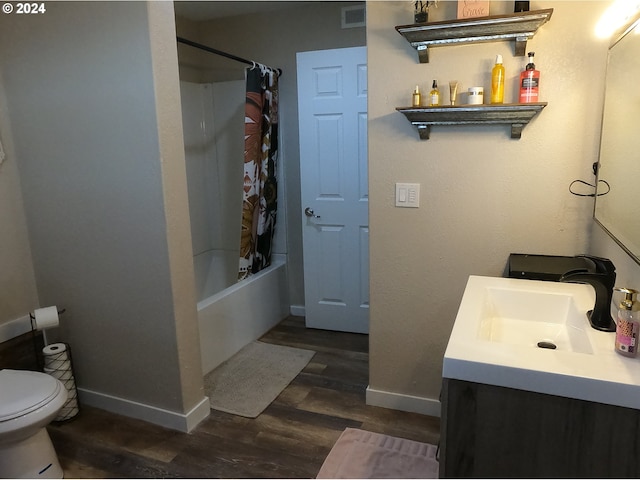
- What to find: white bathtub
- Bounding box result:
[195,251,289,375]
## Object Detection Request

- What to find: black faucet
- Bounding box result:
[559,255,616,332]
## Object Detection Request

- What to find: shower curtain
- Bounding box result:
[239,66,279,281]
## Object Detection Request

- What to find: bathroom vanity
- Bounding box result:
[440,276,640,478]
[440,379,640,478]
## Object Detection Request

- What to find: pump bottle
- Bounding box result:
[429,80,440,106]
[614,287,640,357]
[519,52,540,103]
[490,55,505,104]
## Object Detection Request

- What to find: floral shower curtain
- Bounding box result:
[239,65,279,281]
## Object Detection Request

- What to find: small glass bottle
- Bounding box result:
[429,80,440,106]
[614,288,640,357]
[412,85,422,107]
[490,55,505,104]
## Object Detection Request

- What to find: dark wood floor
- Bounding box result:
[1,316,440,478]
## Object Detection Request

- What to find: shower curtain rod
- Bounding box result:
[176,36,282,76]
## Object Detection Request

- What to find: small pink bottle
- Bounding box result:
[614,288,640,357]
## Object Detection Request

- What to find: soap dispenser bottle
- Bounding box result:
[519,52,540,103]
[614,287,640,357]
[429,80,440,106]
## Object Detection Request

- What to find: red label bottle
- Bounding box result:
[519,52,540,103]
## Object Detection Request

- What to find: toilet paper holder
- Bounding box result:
[27,308,81,422]
[28,307,65,371]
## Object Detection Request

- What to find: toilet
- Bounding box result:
[0,369,68,478]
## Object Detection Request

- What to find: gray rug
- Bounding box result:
[317,428,439,479]
[204,340,315,418]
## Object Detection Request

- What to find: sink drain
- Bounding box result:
[537,341,557,350]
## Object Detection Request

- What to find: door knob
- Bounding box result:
[304,207,320,218]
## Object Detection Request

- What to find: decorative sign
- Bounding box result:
[457,0,490,19]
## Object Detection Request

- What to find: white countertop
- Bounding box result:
[443,275,640,410]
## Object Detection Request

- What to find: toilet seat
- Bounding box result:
[0,370,63,422]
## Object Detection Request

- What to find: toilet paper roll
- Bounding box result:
[43,343,69,371]
[44,360,70,372]
[33,306,60,331]
[45,366,73,381]
[56,403,79,422]
[46,361,70,373]
[55,377,79,422]
[43,342,66,356]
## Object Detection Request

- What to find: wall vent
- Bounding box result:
[341,5,366,29]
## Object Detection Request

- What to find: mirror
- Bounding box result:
[594,14,640,265]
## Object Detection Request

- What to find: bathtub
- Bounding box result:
[195,251,289,375]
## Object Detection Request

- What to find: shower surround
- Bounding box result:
[180,80,288,375]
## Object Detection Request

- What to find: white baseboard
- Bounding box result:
[289,305,305,317]
[0,314,32,343]
[366,386,441,418]
[78,387,211,432]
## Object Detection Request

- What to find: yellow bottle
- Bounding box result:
[429,80,440,106]
[412,85,421,107]
[491,54,505,104]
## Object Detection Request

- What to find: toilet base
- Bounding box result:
[0,428,63,478]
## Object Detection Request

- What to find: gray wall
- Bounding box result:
[0,74,38,329]
[0,1,204,421]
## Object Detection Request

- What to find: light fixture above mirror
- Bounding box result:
[595,0,640,38]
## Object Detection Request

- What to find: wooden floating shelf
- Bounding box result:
[396,103,548,140]
[396,9,553,63]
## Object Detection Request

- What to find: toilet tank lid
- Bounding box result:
[0,369,62,422]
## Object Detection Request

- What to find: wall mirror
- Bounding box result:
[594,13,640,265]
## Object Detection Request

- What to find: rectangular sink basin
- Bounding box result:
[478,286,594,355]
[444,276,640,410]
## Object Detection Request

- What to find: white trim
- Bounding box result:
[366,386,441,418]
[289,305,305,317]
[78,388,210,432]
[0,314,32,343]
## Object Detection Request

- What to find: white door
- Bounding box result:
[296,46,368,334]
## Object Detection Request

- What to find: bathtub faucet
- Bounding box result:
[559,255,616,332]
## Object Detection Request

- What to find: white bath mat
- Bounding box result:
[204,340,315,418]
[317,428,439,479]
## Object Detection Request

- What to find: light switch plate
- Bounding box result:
[395,183,420,208]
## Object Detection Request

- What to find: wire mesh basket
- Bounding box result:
[41,342,80,422]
